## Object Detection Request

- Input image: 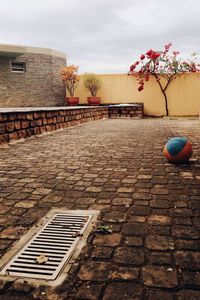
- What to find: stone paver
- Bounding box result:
[0,118,200,299]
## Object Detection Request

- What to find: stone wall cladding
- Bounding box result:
[0,53,66,107]
[0,104,143,145]
[0,107,109,144]
[109,103,144,118]
[51,56,66,106]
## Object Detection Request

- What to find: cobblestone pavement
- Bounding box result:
[0,118,200,300]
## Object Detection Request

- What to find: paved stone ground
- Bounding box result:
[0,118,200,300]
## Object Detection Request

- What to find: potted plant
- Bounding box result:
[60,65,80,105]
[83,73,102,105]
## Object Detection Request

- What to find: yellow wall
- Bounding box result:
[75,73,200,116]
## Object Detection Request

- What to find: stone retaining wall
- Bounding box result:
[109,104,143,118]
[0,104,143,145]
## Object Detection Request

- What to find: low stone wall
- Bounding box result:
[0,104,143,145]
[109,103,143,118]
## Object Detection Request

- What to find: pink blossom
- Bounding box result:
[138,85,143,91]
[146,49,153,57]
[173,51,180,56]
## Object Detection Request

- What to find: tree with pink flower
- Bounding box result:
[128,43,200,116]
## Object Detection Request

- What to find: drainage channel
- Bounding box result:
[0,209,99,285]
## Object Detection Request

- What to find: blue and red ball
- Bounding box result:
[163,137,193,163]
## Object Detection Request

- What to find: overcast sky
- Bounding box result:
[0,0,200,73]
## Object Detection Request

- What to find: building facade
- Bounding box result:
[0,44,66,107]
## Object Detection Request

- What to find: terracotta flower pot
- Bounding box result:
[87,96,101,106]
[66,97,79,106]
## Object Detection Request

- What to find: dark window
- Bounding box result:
[11,61,26,73]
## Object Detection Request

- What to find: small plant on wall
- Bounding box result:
[128,43,200,116]
[83,73,102,106]
[60,65,80,105]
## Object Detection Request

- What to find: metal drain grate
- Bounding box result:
[0,211,96,280]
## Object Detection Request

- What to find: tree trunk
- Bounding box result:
[154,74,169,116]
[163,91,169,116]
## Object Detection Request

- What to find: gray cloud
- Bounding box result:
[0,0,200,73]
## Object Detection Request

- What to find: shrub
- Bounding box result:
[60,65,80,97]
[83,73,101,96]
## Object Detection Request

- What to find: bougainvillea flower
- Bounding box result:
[146,49,153,56]
[138,85,144,91]
[150,52,160,60]
[173,51,180,56]
[130,64,136,71]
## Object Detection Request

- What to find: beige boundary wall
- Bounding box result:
[76,73,200,116]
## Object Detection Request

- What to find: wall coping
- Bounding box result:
[0,104,142,114]
[0,44,66,59]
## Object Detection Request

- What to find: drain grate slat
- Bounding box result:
[28,244,70,249]
[0,211,95,280]
[23,250,65,256]
[38,234,75,239]
[34,238,73,244]
[47,225,82,229]
[31,241,71,247]
[8,264,57,271]
[7,269,54,276]
[28,244,68,250]
[52,216,86,219]
[50,219,85,224]
[15,259,59,265]
[19,252,61,259]
[41,229,78,234]
[25,248,67,254]
[20,254,63,260]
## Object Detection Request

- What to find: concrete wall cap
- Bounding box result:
[0,43,66,58]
